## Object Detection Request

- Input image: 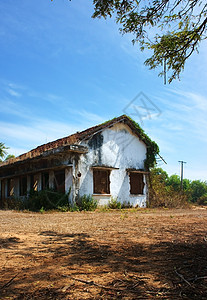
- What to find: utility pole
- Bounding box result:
[178,161,187,191]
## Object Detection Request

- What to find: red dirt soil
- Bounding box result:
[0,208,207,299]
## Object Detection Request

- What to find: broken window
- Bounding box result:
[93,169,110,194]
[54,170,65,193]
[7,178,14,197]
[42,172,49,190]
[20,176,27,196]
[129,173,145,195]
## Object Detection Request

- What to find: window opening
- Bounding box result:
[93,169,110,194]
[20,176,27,196]
[129,173,144,195]
[42,172,49,190]
[54,170,65,193]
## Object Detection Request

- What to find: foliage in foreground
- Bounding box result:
[2,191,98,212]
[92,0,207,83]
[3,191,136,212]
[108,197,133,209]
[0,142,15,162]
[76,194,98,211]
[149,167,207,207]
[4,190,70,212]
[0,142,9,162]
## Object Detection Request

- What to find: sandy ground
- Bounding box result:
[0,208,207,299]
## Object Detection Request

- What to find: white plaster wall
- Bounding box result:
[65,167,73,203]
[76,165,93,196]
[101,123,146,169]
[92,194,111,206]
[65,167,73,193]
[77,123,148,207]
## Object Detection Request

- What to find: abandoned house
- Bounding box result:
[0,115,159,208]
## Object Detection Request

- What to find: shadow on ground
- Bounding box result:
[0,236,21,248]
[0,230,207,299]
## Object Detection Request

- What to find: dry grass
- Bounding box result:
[0,208,207,299]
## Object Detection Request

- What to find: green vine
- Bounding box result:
[95,115,159,170]
[127,116,159,170]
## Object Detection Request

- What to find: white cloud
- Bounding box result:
[75,110,105,124]
[0,119,83,154]
[0,99,30,119]
[0,84,105,156]
[7,88,21,97]
[27,91,66,104]
[153,89,207,143]
[0,112,107,157]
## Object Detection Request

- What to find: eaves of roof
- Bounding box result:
[0,115,156,168]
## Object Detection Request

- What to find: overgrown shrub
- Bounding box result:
[77,194,97,211]
[121,201,133,209]
[197,194,207,206]
[149,170,188,208]
[187,180,207,203]
[2,189,70,211]
[150,167,207,206]
[97,199,132,210]
[108,197,122,209]
[4,191,98,212]
[25,189,70,211]
[149,189,188,208]
[2,197,25,210]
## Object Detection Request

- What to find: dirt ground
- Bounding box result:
[0,208,207,300]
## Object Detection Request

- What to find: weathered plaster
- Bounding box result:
[76,123,148,207]
[0,122,149,208]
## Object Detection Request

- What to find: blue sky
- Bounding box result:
[0,0,207,181]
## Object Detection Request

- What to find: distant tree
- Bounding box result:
[182,178,191,191]
[187,180,207,203]
[150,167,207,206]
[0,142,8,161]
[92,0,207,83]
[149,167,187,207]
[166,174,181,191]
[151,167,168,183]
[0,143,15,163]
[5,154,15,161]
